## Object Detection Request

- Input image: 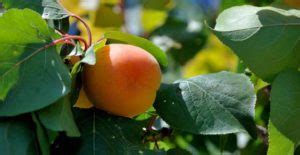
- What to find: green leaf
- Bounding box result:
[1,0,43,14]
[38,96,80,137]
[103,31,168,67]
[0,9,71,116]
[32,113,51,155]
[221,0,245,10]
[0,118,39,155]
[213,6,300,82]
[42,0,69,20]
[268,121,295,155]
[154,71,256,136]
[74,109,152,154]
[81,39,107,65]
[47,17,70,34]
[270,69,300,144]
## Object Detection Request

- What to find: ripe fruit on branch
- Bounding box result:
[78,44,162,118]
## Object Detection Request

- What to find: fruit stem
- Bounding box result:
[97,36,105,42]
[147,115,157,131]
[62,40,76,47]
[53,35,88,51]
[70,14,92,47]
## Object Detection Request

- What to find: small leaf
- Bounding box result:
[0,9,71,116]
[268,121,295,155]
[104,31,168,67]
[38,96,80,137]
[74,109,151,154]
[32,113,51,155]
[213,6,300,82]
[42,0,69,20]
[0,118,39,155]
[48,17,70,34]
[81,39,107,65]
[1,0,43,14]
[270,69,300,144]
[155,71,256,136]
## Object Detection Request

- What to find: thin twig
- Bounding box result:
[257,125,268,145]
[55,35,88,51]
[70,14,92,47]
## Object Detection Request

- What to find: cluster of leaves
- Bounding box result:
[213,4,300,155]
[2,0,299,154]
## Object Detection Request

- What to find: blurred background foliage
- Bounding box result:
[56,0,300,154]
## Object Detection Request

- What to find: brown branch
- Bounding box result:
[257,125,268,146]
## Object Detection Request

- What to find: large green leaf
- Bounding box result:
[42,0,69,20]
[74,109,155,154]
[37,96,80,137]
[154,71,256,136]
[0,118,39,155]
[0,9,71,116]
[1,0,43,13]
[270,69,300,144]
[268,121,295,155]
[104,31,168,67]
[213,5,300,82]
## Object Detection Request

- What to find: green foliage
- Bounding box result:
[1,0,43,13]
[0,9,71,116]
[74,109,151,154]
[213,5,300,82]
[32,113,51,155]
[214,4,300,154]
[270,69,300,144]
[268,121,294,155]
[42,0,69,20]
[0,118,39,155]
[104,31,168,67]
[150,0,208,66]
[37,96,80,137]
[155,71,256,136]
[81,39,107,65]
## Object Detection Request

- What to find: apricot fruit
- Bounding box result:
[81,44,161,118]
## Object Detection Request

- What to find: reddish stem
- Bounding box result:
[97,36,105,43]
[147,115,157,131]
[63,40,76,47]
[54,35,88,51]
[70,14,92,47]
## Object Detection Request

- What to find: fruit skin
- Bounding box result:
[82,44,161,118]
